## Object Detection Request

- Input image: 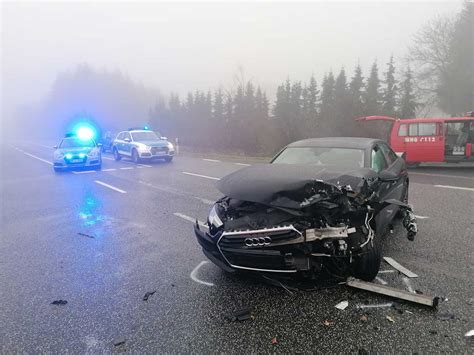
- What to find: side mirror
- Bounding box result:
[53,145,58,149]
[379,169,398,182]
[124,138,131,143]
[161,136,168,140]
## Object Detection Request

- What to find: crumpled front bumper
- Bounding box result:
[194,223,235,273]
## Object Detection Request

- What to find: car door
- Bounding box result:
[122,132,132,156]
[115,132,125,153]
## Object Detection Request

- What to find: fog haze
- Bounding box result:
[1,1,462,121]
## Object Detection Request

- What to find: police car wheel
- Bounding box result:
[114,148,121,161]
[132,149,140,163]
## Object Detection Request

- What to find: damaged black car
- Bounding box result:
[194,138,417,281]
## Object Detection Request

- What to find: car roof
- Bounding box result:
[287,137,383,149]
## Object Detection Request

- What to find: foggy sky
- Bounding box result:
[1,1,462,120]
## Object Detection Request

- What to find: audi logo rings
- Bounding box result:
[244,236,272,247]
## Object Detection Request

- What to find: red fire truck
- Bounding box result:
[357,113,474,165]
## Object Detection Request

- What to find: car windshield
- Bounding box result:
[60,138,95,148]
[131,131,160,142]
[272,147,365,168]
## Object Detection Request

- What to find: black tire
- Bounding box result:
[114,148,122,161]
[132,149,140,164]
[164,156,173,163]
[352,233,382,281]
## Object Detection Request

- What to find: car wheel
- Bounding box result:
[352,232,381,281]
[132,149,140,163]
[114,148,122,161]
[164,156,173,163]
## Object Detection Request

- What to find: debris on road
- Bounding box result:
[225,307,254,322]
[113,338,126,347]
[356,302,393,309]
[465,329,474,337]
[437,313,455,321]
[77,232,95,239]
[51,300,67,305]
[360,314,369,322]
[402,277,415,293]
[142,291,156,301]
[383,257,418,278]
[335,300,349,310]
[347,278,439,308]
[386,315,395,323]
[323,320,334,327]
[271,337,278,345]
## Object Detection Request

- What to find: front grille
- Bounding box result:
[217,225,302,272]
[151,147,168,155]
[65,156,87,165]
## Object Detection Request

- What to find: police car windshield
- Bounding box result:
[60,138,95,148]
[272,147,365,169]
[131,131,160,142]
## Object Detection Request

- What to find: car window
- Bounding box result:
[379,143,397,165]
[116,132,124,140]
[60,138,95,148]
[398,124,407,136]
[124,132,131,141]
[272,147,365,168]
[408,123,418,136]
[131,131,160,142]
[371,145,388,173]
[418,123,436,136]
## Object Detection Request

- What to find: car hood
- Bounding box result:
[135,140,168,147]
[217,164,378,209]
[56,147,94,154]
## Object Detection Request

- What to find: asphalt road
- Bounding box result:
[1,141,473,353]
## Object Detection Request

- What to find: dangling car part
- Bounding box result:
[194,138,417,281]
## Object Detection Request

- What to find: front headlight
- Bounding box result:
[167,142,174,150]
[208,204,223,228]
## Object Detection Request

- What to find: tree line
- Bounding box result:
[150,58,417,154]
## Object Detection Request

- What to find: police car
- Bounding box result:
[112,128,175,163]
[53,129,102,172]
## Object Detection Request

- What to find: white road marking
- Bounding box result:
[402,277,415,293]
[203,158,221,163]
[435,184,474,192]
[173,212,207,228]
[235,162,251,166]
[182,171,220,180]
[22,152,53,165]
[102,156,115,161]
[410,172,473,181]
[120,167,134,170]
[190,261,214,287]
[375,276,388,285]
[72,170,96,174]
[102,168,117,171]
[94,180,127,194]
[414,215,429,219]
[378,269,396,274]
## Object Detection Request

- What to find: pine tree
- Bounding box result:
[334,68,351,134]
[349,64,364,117]
[223,93,233,122]
[319,72,336,134]
[364,61,382,115]
[213,88,224,121]
[382,55,398,117]
[398,66,418,118]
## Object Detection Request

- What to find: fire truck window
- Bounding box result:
[408,124,418,136]
[371,146,388,173]
[398,124,407,136]
[418,123,437,136]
